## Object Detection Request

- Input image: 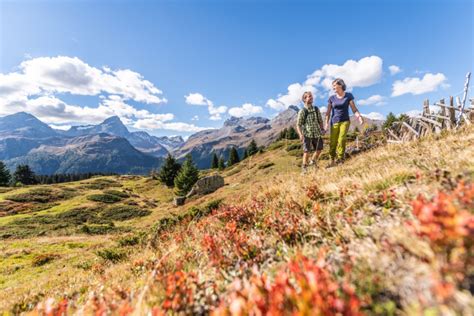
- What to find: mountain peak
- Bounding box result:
[288,105,300,112]
[0,112,57,138]
[223,116,242,127]
[102,116,124,125]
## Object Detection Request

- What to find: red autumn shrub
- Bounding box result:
[213,254,362,316]
[201,221,263,268]
[407,180,474,294]
[264,210,308,244]
[158,270,218,315]
[408,181,473,250]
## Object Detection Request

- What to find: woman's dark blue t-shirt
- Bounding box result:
[328,92,354,124]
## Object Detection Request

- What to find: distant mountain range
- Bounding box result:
[174,105,384,168]
[0,112,183,175]
[0,107,384,173]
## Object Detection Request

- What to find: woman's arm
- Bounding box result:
[325,103,332,129]
[349,100,364,124]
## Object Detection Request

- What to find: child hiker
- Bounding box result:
[296,91,325,173]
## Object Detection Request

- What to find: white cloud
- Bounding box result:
[266,83,316,111]
[184,92,227,120]
[191,115,199,121]
[388,65,401,75]
[267,56,383,112]
[185,93,213,106]
[0,56,167,104]
[0,56,214,134]
[363,112,385,120]
[228,103,263,117]
[306,55,383,90]
[49,124,71,130]
[404,110,422,117]
[358,94,387,106]
[133,119,212,132]
[391,73,448,97]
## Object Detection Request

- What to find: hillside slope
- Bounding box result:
[0,126,473,314]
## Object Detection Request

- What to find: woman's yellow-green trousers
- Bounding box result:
[329,121,350,160]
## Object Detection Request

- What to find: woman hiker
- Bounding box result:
[325,78,364,167]
[296,91,325,173]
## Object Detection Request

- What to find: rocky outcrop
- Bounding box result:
[186,175,225,198]
[173,196,186,206]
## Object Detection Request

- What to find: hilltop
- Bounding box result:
[0,126,473,314]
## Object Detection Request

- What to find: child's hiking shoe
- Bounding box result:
[301,164,308,174]
[309,160,317,167]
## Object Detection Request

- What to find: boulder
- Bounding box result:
[186,175,224,198]
[173,196,186,206]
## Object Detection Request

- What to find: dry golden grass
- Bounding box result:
[0,126,473,314]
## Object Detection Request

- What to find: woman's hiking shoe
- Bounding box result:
[309,160,317,167]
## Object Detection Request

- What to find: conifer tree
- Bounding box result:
[174,155,199,196]
[211,152,219,169]
[0,161,11,186]
[287,126,299,139]
[218,156,226,170]
[158,154,181,187]
[13,164,37,185]
[246,139,258,156]
[227,147,240,166]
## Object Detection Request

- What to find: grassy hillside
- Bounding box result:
[1,127,473,314]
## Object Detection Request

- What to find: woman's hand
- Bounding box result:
[358,115,364,125]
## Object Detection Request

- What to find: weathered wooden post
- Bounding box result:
[439,98,446,128]
[423,99,430,116]
[456,72,471,127]
[449,96,456,127]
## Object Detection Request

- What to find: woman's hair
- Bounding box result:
[301,91,312,102]
[332,78,346,91]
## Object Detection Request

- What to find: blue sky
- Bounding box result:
[0,0,472,137]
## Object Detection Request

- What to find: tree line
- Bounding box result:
[209,139,260,170]
[0,162,116,187]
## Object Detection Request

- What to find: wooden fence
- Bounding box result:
[386,72,472,143]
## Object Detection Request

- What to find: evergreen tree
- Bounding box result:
[0,161,11,186]
[211,152,219,169]
[159,154,182,187]
[218,156,226,170]
[246,139,258,157]
[382,112,397,130]
[398,114,409,122]
[227,147,240,166]
[242,150,248,160]
[278,128,288,140]
[287,126,299,140]
[13,164,37,185]
[174,155,199,196]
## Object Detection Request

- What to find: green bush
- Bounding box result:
[102,205,151,221]
[286,143,301,151]
[117,232,147,247]
[32,253,59,266]
[87,194,123,203]
[80,223,118,235]
[96,247,127,263]
[5,187,75,203]
[258,162,275,170]
[103,190,129,198]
